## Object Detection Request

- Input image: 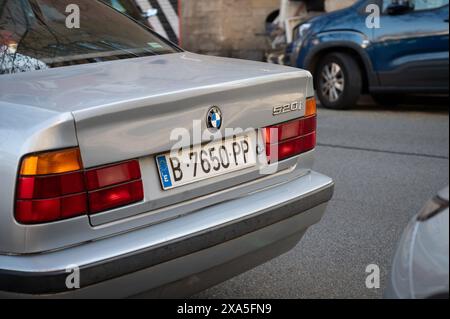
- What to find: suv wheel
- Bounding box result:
[315,53,362,110]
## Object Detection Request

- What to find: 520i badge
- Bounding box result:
[273,101,303,116]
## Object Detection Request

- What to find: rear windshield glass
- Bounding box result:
[0,0,180,75]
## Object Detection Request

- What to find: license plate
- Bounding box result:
[156,136,256,190]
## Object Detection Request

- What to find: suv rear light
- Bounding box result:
[265,97,317,163]
[15,148,144,224]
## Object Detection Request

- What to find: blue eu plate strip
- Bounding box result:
[157,155,173,189]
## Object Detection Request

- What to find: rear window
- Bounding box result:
[0,0,180,75]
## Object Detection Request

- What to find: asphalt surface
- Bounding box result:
[194,96,449,299]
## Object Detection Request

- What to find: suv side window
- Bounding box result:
[413,0,449,10]
[383,0,449,11]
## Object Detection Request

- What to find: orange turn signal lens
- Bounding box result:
[20,148,83,176]
[305,97,317,117]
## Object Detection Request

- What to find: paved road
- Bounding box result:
[195,96,449,299]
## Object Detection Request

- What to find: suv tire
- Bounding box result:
[315,52,362,110]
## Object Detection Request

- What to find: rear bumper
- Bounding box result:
[0,171,333,298]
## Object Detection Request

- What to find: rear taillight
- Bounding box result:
[89,181,144,214]
[85,161,143,214]
[15,148,143,224]
[85,161,141,191]
[265,97,317,163]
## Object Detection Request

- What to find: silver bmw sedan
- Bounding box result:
[0,0,333,298]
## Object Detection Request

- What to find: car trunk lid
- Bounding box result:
[1,52,314,226]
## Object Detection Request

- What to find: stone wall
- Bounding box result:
[180,0,358,61]
[181,0,279,61]
[324,0,357,12]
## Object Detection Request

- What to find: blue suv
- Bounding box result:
[291,0,449,109]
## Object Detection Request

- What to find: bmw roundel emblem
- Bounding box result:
[207,106,222,130]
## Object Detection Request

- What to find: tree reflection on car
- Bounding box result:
[0,30,48,74]
[0,0,173,74]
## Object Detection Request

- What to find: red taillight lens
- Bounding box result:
[85,161,141,191]
[15,193,87,224]
[16,172,85,199]
[15,149,144,225]
[266,132,316,162]
[265,98,317,163]
[302,116,317,136]
[86,161,143,214]
[88,180,144,214]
